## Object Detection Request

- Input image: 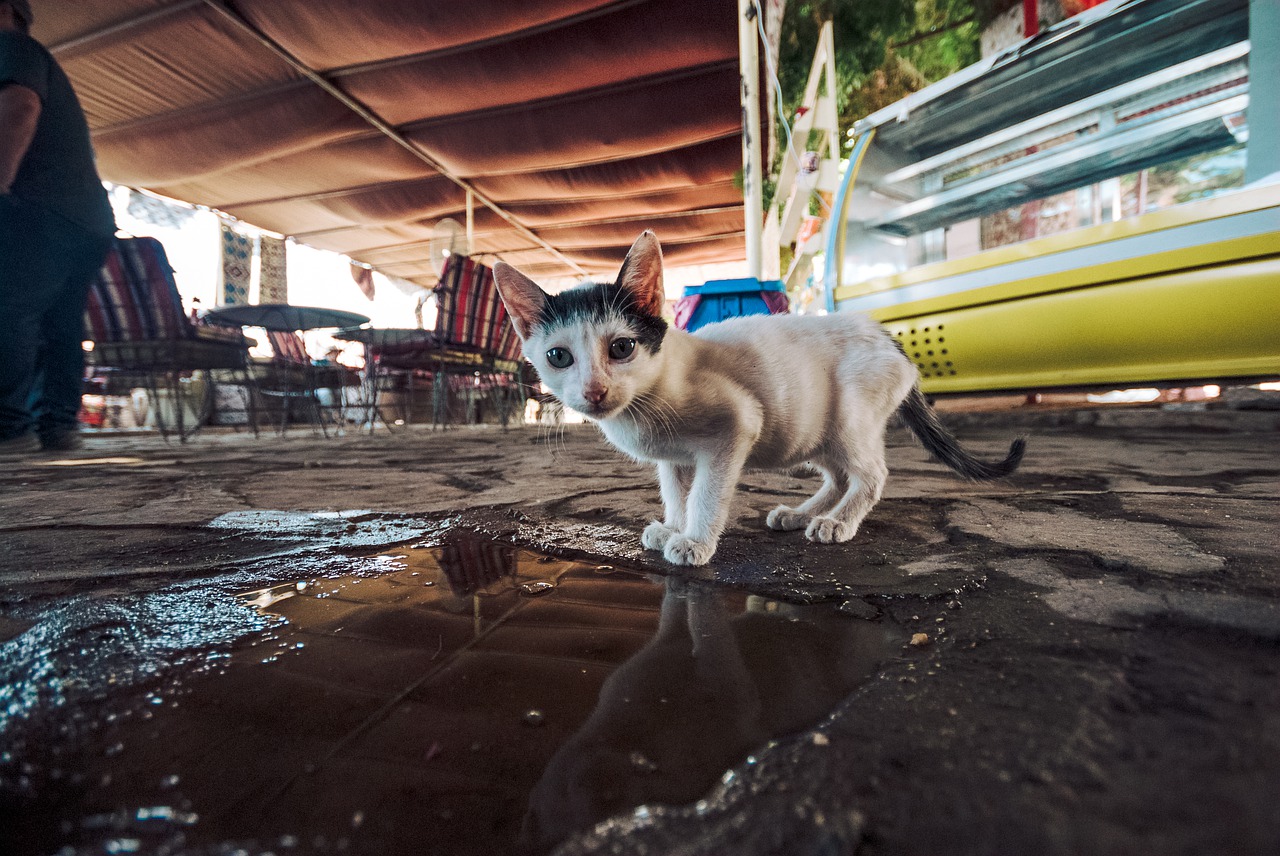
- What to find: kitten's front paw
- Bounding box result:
[766,505,809,531]
[664,535,717,566]
[805,516,857,544]
[641,521,678,551]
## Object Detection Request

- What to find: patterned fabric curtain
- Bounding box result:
[258,235,288,304]
[218,223,254,306]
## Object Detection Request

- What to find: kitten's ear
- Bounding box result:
[616,230,665,317]
[493,262,546,340]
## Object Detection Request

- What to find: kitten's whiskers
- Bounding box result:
[630,390,677,446]
[535,397,570,458]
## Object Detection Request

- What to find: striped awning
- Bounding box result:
[34,0,779,285]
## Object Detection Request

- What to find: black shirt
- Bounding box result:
[0,30,115,236]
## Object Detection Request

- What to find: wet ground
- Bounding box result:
[1,407,1279,855]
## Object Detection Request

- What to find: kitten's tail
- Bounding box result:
[897,386,1025,480]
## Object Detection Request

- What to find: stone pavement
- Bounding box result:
[1,407,1278,855]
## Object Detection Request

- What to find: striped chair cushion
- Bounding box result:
[435,255,523,362]
[267,330,310,364]
[84,237,192,343]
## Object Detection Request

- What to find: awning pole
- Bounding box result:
[739,0,764,281]
[466,189,475,256]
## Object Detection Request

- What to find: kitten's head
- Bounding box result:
[494,231,668,420]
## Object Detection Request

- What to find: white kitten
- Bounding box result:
[494,231,1024,566]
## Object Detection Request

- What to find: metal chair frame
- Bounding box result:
[85,237,256,441]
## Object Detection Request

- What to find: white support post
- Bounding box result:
[465,189,475,256]
[739,0,764,281]
[821,23,839,165]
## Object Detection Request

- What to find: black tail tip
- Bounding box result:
[968,436,1027,481]
[1002,436,1028,474]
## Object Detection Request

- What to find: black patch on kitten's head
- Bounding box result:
[536,281,668,353]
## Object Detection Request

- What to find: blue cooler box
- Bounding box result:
[678,278,787,332]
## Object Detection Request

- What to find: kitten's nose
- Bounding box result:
[584,384,609,405]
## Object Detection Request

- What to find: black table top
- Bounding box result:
[332,327,438,346]
[204,304,371,332]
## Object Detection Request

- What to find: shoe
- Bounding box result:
[0,433,41,457]
[40,430,85,452]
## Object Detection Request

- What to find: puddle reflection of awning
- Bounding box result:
[39,1,776,283]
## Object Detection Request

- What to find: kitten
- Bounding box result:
[493,231,1024,566]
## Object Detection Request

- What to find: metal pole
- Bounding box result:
[465,189,475,256]
[739,0,764,281]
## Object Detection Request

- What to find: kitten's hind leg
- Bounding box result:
[806,456,888,544]
[766,468,846,531]
[642,462,692,551]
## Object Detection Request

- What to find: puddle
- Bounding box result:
[1,528,902,856]
[208,509,435,550]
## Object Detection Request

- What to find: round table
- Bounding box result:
[332,326,438,347]
[202,305,370,436]
[204,304,371,332]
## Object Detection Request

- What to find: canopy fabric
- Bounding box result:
[32,0,775,286]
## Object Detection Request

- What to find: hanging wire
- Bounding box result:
[752,1,834,215]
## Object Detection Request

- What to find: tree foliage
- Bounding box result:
[777,0,981,142]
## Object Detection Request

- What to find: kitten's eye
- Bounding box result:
[608,337,636,360]
[545,347,574,369]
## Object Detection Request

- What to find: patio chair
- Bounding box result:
[358,255,527,428]
[84,236,255,440]
[244,329,314,434]
[254,330,360,434]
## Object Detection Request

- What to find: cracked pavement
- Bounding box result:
[1,407,1278,855]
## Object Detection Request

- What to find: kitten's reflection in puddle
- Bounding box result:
[522,579,897,852]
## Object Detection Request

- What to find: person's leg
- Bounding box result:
[33,229,112,446]
[0,302,42,441]
[0,197,66,442]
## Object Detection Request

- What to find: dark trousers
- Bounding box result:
[0,196,112,441]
